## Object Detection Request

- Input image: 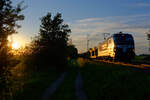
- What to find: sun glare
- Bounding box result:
[12,41,20,49]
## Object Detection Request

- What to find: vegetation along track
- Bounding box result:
[92,59,150,69]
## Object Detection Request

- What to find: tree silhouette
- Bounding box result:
[31,12,71,70]
[0,0,24,69]
[146,30,150,52]
[0,0,24,99]
[67,45,78,59]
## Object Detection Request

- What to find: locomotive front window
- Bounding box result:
[114,34,134,45]
[92,51,94,56]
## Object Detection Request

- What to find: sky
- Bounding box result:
[12,0,150,54]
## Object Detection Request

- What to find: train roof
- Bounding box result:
[113,32,133,36]
[98,32,133,45]
[107,32,133,39]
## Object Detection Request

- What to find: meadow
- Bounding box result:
[12,62,63,100]
[11,57,150,100]
[79,58,150,100]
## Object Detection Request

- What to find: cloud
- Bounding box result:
[125,2,150,8]
[129,2,150,7]
[70,14,150,54]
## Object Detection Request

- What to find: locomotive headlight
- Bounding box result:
[133,48,135,52]
[114,47,116,52]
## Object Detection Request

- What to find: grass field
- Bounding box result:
[13,67,63,100]
[12,58,150,100]
[132,55,150,64]
[13,59,78,100]
[79,58,150,100]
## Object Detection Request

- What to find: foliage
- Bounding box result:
[0,0,24,99]
[28,12,71,70]
[67,45,78,59]
[146,30,150,40]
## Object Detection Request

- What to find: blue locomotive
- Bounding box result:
[89,32,135,61]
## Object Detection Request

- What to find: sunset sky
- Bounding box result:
[13,0,150,54]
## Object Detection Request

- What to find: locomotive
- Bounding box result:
[89,32,135,61]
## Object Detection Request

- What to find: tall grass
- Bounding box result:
[0,54,22,100]
[12,60,63,100]
[80,59,150,100]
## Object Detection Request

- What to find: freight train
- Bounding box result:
[88,32,135,61]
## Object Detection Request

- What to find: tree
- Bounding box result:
[0,0,24,69]
[67,45,78,59]
[0,0,24,99]
[146,30,150,52]
[31,12,71,70]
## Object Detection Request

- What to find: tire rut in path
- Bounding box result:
[42,72,67,100]
[75,71,88,100]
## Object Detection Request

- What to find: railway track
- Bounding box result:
[93,59,150,69]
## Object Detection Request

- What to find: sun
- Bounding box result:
[12,41,20,50]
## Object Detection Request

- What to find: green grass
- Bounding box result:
[49,61,78,100]
[132,55,150,64]
[134,55,146,60]
[80,59,150,100]
[13,59,79,100]
[13,68,63,100]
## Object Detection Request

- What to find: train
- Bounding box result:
[88,32,135,61]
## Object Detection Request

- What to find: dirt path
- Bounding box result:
[74,59,88,100]
[42,59,88,100]
[75,71,88,100]
[42,72,67,100]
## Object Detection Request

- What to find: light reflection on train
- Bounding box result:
[88,32,135,61]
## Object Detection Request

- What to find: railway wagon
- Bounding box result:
[89,47,98,59]
[89,32,135,61]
